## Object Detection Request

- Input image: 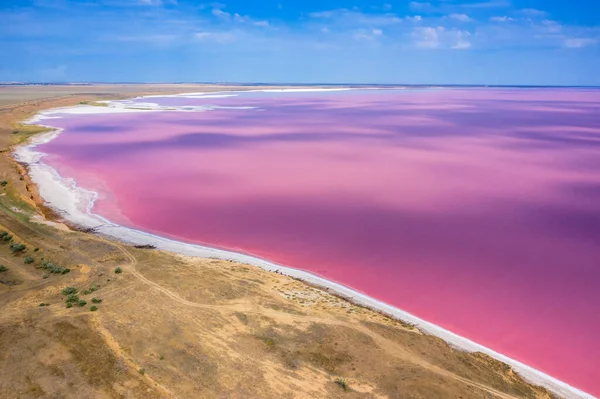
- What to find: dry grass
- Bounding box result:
[0,85,558,399]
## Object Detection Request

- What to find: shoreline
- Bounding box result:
[11,91,595,399]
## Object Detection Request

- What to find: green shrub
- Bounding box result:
[138,368,145,375]
[334,378,349,391]
[24,256,34,264]
[66,302,73,308]
[90,284,98,291]
[78,300,87,307]
[2,234,13,242]
[0,181,7,187]
[114,267,122,274]
[90,306,98,312]
[33,247,39,252]
[10,243,26,253]
[38,303,50,307]
[42,274,48,279]
[61,286,77,295]
[91,298,102,304]
[83,290,91,295]
[66,294,80,303]
[0,265,7,272]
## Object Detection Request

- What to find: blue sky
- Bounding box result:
[1,0,599,84]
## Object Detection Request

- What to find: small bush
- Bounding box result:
[159,355,165,360]
[138,368,145,375]
[10,243,26,253]
[0,265,7,272]
[114,267,122,274]
[66,294,80,303]
[34,247,40,252]
[90,306,98,311]
[0,180,7,187]
[90,284,98,291]
[78,300,87,307]
[24,256,34,264]
[62,286,78,296]
[334,378,349,391]
[66,302,73,308]
[83,289,91,295]
[42,274,48,279]
[2,234,13,242]
[91,298,102,304]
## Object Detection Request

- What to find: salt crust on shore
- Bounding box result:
[13,89,595,399]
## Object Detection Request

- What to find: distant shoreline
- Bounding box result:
[12,88,596,399]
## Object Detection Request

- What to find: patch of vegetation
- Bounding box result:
[91,298,102,304]
[77,299,87,307]
[138,368,145,375]
[38,303,50,307]
[90,306,98,311]
[66,302,73,308]
[61,286,78,296]
[83,284,99,295]
[0,265,7,272]
[0,180,7,187]
[41,260,70,275]
[42,274,48,279]
[24,256,34,264]
[0,232,13,242]
[114,267,122,274]
[33,247,39,252]
[66,294,80,304]
[10,243,26,253]
[334,377,350,391]
[159,354,165,361]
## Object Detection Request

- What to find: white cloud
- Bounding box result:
[413,26,472,49]
[447,13,472,22]
[542,20,562,33]
[413,26,443,48]
[520,8,548,17]
[212,8,231,19]
[564,38,598,48]
[406,15,422,22]
[490,16,514,22]
[308,9,402,26]
[353,28,384,40]
[253,20,269,27]
[451,31,472,49]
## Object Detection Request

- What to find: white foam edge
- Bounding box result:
[12,103,596,399]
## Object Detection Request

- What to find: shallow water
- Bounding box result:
[39,89,600,395]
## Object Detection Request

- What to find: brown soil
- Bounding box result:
[0,85,558,399]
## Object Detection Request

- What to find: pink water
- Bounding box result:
[39,89,600,395]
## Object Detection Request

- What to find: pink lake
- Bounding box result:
[38,89,600,396]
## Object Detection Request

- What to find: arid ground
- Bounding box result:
[0,85,557,399]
